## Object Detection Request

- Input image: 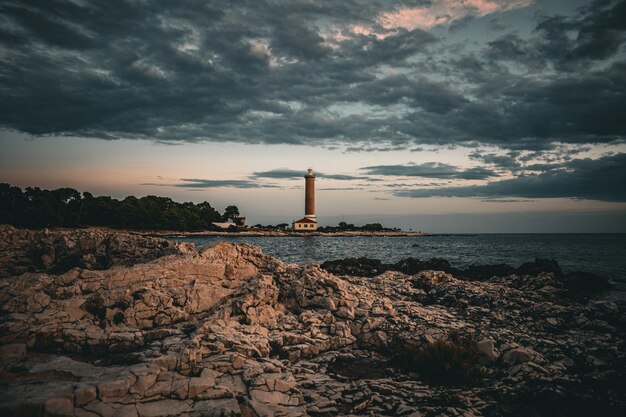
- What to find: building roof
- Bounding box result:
[212,222,236,229]
[294,217,317,224]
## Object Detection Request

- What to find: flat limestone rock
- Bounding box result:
[193,399,240,417]
[136,399,192,417]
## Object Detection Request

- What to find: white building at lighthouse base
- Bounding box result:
[293,217,317,231]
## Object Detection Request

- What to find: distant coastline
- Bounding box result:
[0,183,428,236]
[154,229,432,238]
[56,226,426,237]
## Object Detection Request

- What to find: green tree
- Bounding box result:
[221,205,240,222]
[0,182,229,231]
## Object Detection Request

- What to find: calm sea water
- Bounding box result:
[171,234,626,285]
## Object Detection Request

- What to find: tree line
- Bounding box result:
[318,221,400,232]
[0,183,240,231]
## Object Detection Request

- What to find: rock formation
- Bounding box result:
[0,228,624,417]
[320,256,613,293]
[0,225,195,278]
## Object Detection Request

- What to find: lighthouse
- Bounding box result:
[293,168,318,231]
[304,168,316,221]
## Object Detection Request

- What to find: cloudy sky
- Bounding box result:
[1,0,625,232]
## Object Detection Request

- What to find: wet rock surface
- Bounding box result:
[0,228,624,416]
[321,256,612,293]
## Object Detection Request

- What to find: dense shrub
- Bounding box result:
[0,182,233,231]
[393,331,486,385]
[318,221,400,232]
[84,293,106,320]
[112,312,125,324]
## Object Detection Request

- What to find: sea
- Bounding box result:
[170,234,626,295]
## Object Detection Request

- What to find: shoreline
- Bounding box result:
[5,225,625,237]
[56,226,433,238]
[160,230,432,238]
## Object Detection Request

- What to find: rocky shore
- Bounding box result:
[0,226,624,417]
[66,226,425,238]
[0,225,195,278]
[159,230,431,238]
[320,257,613,294]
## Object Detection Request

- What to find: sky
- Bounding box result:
[1,0,625,232]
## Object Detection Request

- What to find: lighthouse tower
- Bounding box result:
[304,168,316,221]
[293,168,318,231]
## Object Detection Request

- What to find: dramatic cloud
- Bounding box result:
[468,146,599,173]
[469,151,521,171]
[0,0,624,152]
[534,0,626,68]
[483,0,626,73]
[361,162,498,180]
[393,153,626,202]
[378,0,532,31]
[251,169,375,181]
[144,178,280,189]
[318,187,364,191]
[250,170,307,179]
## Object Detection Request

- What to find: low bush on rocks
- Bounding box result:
[84,293,106,320]
[111,299,131,310]
[112,311,125,324]
[328,356,392,380]
[393,331,486,386]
